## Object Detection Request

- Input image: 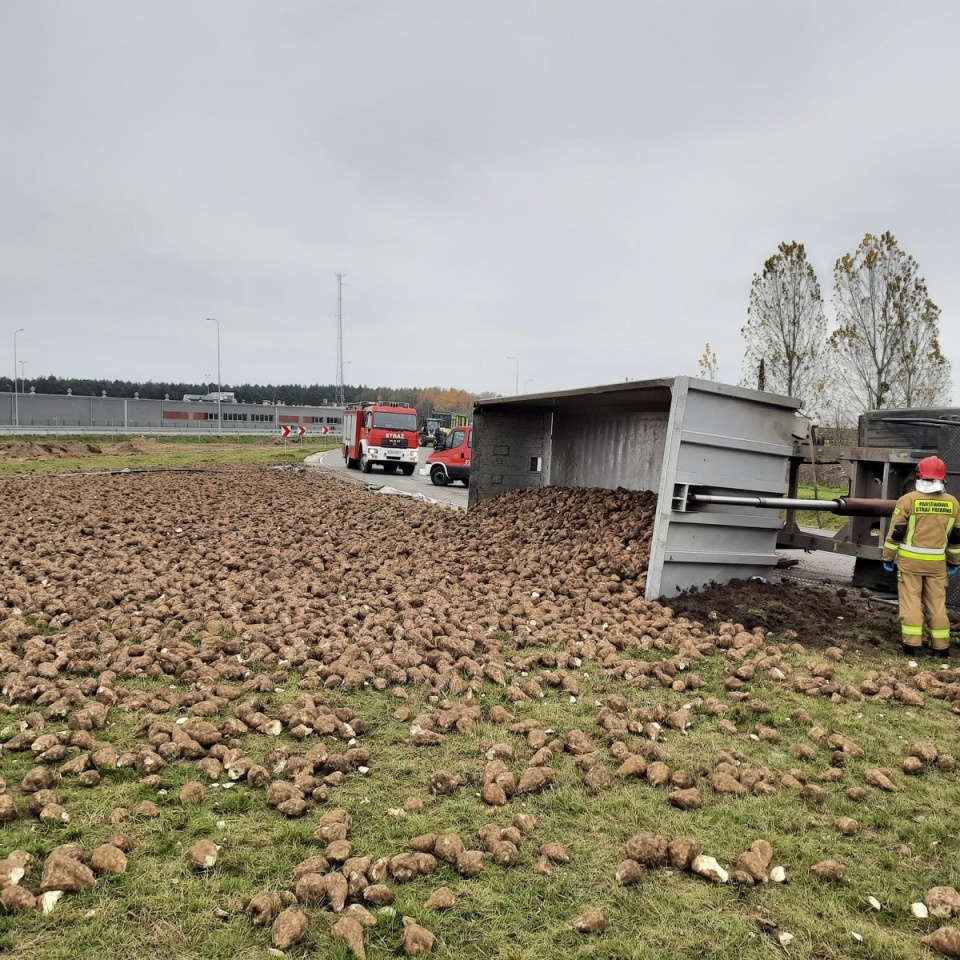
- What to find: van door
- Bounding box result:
[445,427,470,481]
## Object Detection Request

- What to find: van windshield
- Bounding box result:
[373,412,417,431]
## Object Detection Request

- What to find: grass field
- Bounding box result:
[0,435,340,475]
[2,637,958,959]
[790,484,849,531]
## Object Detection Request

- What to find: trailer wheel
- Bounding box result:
[400,464,415,476]
[360,451,373,473]
[430,465,448,486]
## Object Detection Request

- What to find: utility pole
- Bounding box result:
[13,328,23,428]
[208,318,221,437]
[336,273,345,406]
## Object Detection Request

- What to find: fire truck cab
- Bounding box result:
[420,424,472,486]
[342,401,419,475]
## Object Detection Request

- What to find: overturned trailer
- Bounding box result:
[469,377,807,599]
[470,381,960,605]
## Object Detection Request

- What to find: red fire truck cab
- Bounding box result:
[342,401,420,475]
[419,424,472,486]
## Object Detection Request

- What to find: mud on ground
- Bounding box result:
[667,576,906,651]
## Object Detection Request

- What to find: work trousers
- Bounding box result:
[898,569,951,650]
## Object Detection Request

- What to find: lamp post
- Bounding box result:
[13,328,24,428]
[19,361,27,396]
[208,318,221,436]
[204,373,211,396]
[523,378,534,393]
[506,356,519,396]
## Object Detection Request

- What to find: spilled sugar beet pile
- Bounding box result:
[2,468,960,958]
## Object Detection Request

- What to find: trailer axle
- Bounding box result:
[686,493,897,517]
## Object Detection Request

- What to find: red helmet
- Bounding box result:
[917,456,947,481]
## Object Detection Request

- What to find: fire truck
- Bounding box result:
[342,401,420,475]
[419,423,472,486]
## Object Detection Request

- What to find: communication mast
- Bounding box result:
[336,272,344,405]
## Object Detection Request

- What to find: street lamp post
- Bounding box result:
[13,328,24,429]
[523,378,534,393]
[19,361,27,396]
[506,356,519,396]
[208,319,221,436]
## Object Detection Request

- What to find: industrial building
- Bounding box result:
[0,390,344,435]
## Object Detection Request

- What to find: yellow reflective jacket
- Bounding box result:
[882,489,960,574]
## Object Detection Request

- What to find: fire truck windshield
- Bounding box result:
[372,412,418,431]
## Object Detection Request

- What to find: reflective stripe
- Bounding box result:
[883,540,899,552]
[898,499,953,562]
[898,548,946,562]
[931,628,951,640]
[902,625,924,636]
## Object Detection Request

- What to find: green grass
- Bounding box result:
[3,645,960,959]
[0,436,340,475]
[790,483,849,531]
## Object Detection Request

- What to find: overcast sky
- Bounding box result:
[3,1,959,398]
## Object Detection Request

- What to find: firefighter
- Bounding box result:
[881,456,960,656]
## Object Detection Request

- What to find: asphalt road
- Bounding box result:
[307,446,469,511]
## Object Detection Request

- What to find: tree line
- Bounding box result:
[737,232,952,424]
[0,375,488,415]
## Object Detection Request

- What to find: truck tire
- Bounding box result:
[400,463,415,476]
[430,465,448,486]
[360,450,373,473]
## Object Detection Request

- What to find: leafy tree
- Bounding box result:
[828,232,951,412]
[741,241,827,408]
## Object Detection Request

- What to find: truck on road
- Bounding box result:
[342,401,419,475]
[420,423,472,486]
[418,411,470,447]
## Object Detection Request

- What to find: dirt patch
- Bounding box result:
[666,576,902,650]
[0,441,101,461]
[107,436,164,455]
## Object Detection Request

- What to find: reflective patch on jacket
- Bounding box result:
[914,500,955,515]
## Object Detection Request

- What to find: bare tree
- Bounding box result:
[829,232,951,412]
[899,294,952,407]
[741,241,827,408]
[697,343,718,381]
